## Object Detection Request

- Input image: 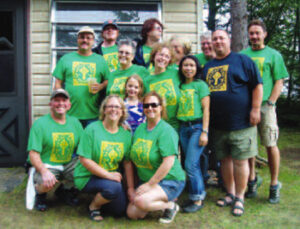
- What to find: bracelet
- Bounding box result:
[202,129,209,134]
[267,100,275,106]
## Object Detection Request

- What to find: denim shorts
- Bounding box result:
[158,179,186,201]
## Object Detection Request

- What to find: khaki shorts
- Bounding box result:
[258,103,279,147]
[34,157,78,187]
[211,126,258,160]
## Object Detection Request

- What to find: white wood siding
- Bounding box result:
[30,0,51,120]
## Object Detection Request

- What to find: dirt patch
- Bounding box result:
[281,148,300,173]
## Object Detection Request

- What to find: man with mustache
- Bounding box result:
[241,19,289,204]
[54,26,110,128]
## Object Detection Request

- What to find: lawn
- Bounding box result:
[0,128,299,229]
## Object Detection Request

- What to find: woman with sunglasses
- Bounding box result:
[144,42,181,131]
[74,95,132,222]
[125,91,185,224]
[177,55,210,213]
[106,40,149,98]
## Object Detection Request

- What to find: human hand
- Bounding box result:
[41,169,58,189]
[90,82,102,94]
[108,172,122,182]
[250,107,261,126]
[199,132,208,146]
[136,182,152,196]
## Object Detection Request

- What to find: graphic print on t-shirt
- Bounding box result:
[72,62,96,86]
[103,52,118,72]
[251,57,265,77]
[150,79,177,106]
[131,138,153,169]
[177,89,195,117]
[50,133,75,163]
[99,141,124,171]
[110,76,128,95]
[206,65,228,92]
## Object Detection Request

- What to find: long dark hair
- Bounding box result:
[178,55,202,86]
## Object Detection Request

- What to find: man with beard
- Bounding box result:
[241,19,288,203]
[54,26,110,128]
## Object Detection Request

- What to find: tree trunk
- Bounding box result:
[230,0,248,51]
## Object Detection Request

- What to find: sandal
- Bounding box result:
[88,207,103,222]
[216,193,235,207]
[232,197,244,217]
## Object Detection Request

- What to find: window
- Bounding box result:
[51,0,161,65]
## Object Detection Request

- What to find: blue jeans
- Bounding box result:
[179,123,206,201]
[82,176,127,217]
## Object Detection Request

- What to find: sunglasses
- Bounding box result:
[143,103,160,109]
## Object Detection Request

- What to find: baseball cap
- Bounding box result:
[77,26,95,37]
[102,20,119,31]
[50,89,70,100]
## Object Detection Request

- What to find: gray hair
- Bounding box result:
[200,31,212,42]
[118,39,137,56]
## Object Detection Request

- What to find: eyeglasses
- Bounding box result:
[153,26,162,31]
[118,50,132,56]
[78,35,94,40]
[105,105,122,109]
[143,103,160,109]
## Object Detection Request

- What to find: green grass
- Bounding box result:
[1,128,300,228]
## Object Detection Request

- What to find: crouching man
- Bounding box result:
[26,89,83,211]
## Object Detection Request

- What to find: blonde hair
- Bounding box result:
[99,94,128,126]
[143,91,168,120]
[169,35,191,55]
[124,74,144,101]
[150,42,175,66]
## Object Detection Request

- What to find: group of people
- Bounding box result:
[26,17,288,223]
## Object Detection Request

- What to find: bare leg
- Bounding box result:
[248,157,256,181]
[89,193,110,221]
[217,156,235,205]
[233,159,249,215]
[267,146,280,186]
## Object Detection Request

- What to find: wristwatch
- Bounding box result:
[202,129,209,134]
[267,100,275,106]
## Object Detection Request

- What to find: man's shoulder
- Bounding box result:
[31,114,51,129]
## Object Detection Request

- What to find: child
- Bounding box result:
[124,74,146,134]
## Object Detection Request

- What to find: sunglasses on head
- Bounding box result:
[143,103,161,109]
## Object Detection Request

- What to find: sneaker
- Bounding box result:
[55,185,79,206]
[269,182,282,204]
[35,193,47,211]
[159,203,179,224]
[245,175,263,198]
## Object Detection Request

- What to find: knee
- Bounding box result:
[133,196,148,211]
[102,182,122,200]
[127,204,139,220]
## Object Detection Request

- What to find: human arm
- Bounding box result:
[268,79,284,104]
[199,96,210,146]
[54,78,63,89]
[29,150,58,189]
[124,160,136,202]
[79,156,122,182]
[250,83,263,126]
[136,155,175,196]
[90,80,108,94]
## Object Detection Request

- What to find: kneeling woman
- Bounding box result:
[74,95,132,221]
[126,91,185,224]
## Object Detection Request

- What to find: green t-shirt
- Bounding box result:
[27,114,83,166]
[240,46,289,102]
[53,52,110,120]
[102,44,119,72]
[144,68,181,129]
[177,80,210,121]
[129,120,185,182]
[74,121,132,190]
[106,64,149,98]
[194,53,211,68]
[142,45,154,72]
